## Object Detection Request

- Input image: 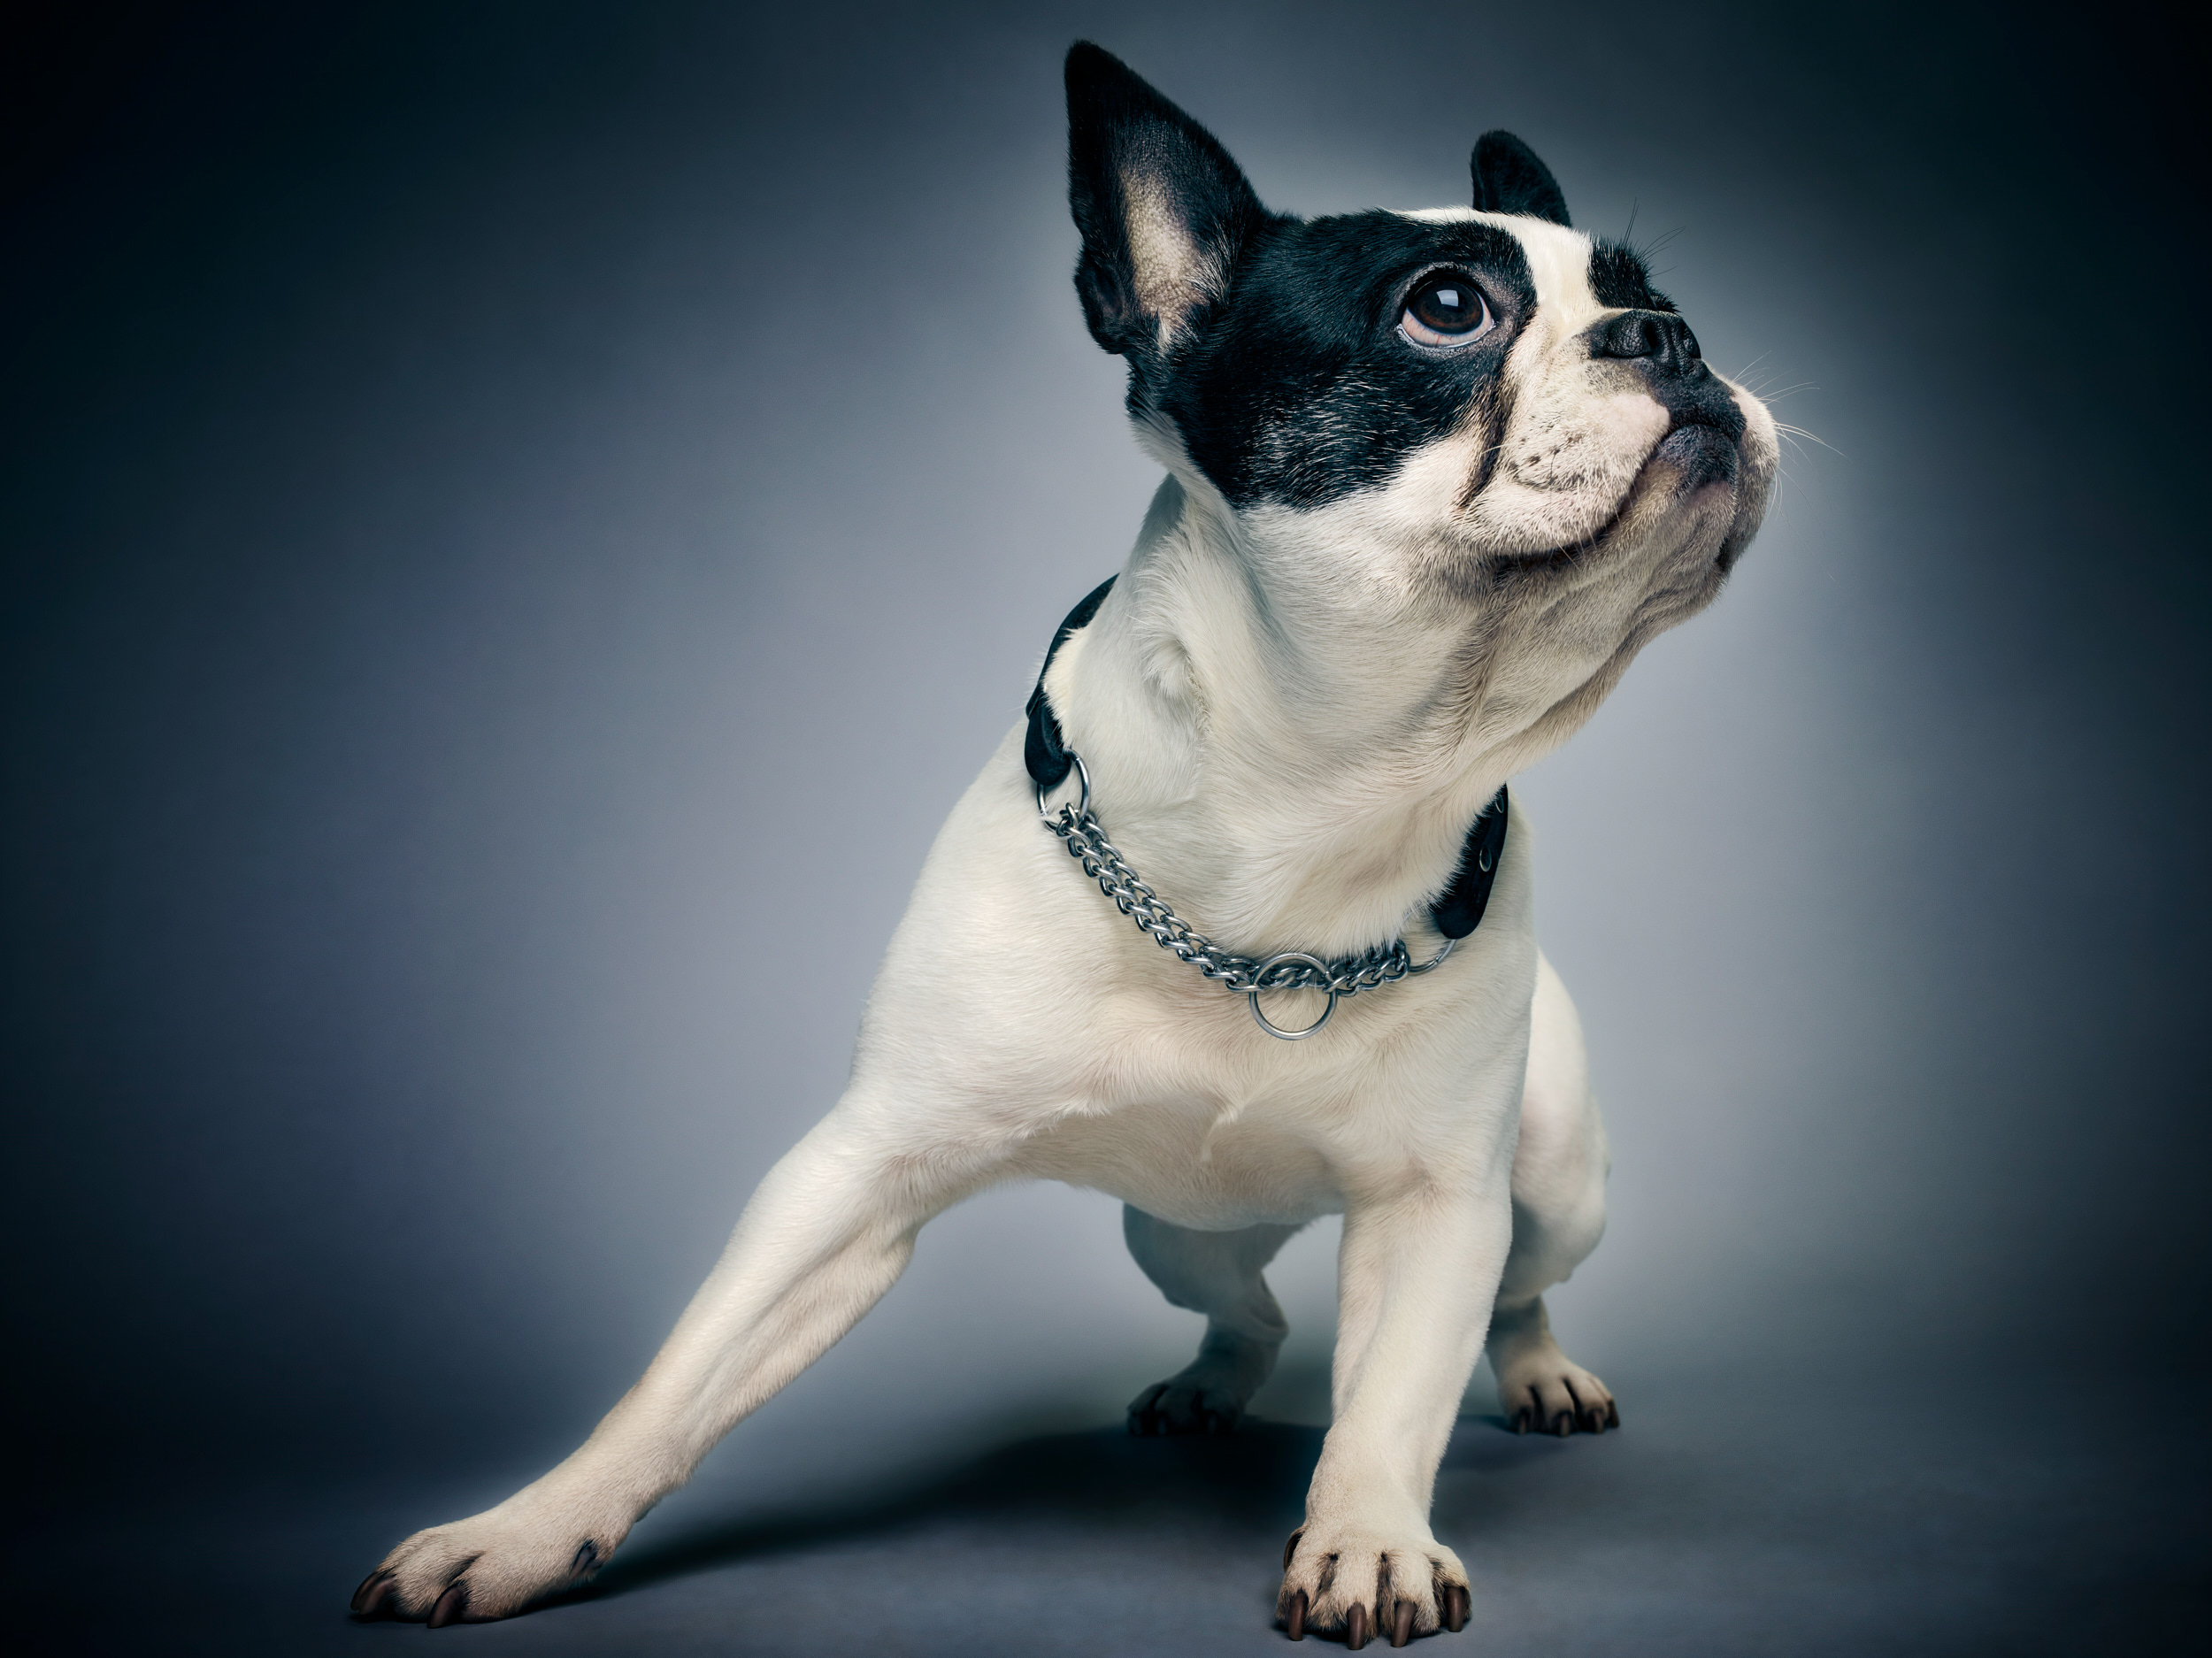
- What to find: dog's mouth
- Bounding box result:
[1490,419,1739,577]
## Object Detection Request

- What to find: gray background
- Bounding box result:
[4,2,2204,1653]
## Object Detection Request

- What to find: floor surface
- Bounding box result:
[13,1364,2204,1656]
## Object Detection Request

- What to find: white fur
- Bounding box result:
[357,209,1776,1638]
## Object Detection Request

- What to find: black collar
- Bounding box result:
[1023,577,1508,941]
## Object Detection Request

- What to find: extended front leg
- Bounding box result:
[352,1102,993,1625]
[1279,1182,1511,1647]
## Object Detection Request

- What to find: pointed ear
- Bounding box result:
[1471,131,1571,227]
[1065,42,1266,357]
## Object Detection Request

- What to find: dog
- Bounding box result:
[350,41,1776,1646]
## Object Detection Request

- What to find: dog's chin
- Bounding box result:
[1650,422,1740,491]
[1491,424,1740,579]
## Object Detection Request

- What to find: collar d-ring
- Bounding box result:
[1035,751,1091,821]
[1246,951,1337,1040]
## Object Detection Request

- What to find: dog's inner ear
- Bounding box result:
[1471,131,1571,228]
[1065,42,1265,357]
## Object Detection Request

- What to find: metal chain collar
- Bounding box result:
[1035,753,1461,1040]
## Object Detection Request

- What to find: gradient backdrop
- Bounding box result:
[4,3,2205,1654]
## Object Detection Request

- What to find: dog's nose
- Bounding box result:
[1586,310,1705,378]
[1585,309,1744,441]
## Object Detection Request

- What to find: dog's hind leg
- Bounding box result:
[1123,1207,1300,1434]
[1486,949,1619,1436]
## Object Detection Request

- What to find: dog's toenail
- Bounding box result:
[427,1582,467,1629]
[1445,1584,1470,1631]
[350,1572,393,1617]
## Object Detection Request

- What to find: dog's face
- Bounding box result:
[1067,45,1777,758]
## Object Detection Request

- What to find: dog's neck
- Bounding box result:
[1047,474,1578,960]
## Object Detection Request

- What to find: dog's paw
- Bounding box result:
[1127,1374,1248,1436]
[1127,1332,1276,1435]
[1277,1524,1469,1646]
[1495,1348,1617,1436]
[350,1498,627,1625]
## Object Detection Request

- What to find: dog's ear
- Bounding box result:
[1065,42,1266,357]
[1471,131,1571,227]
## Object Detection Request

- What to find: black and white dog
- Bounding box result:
[354,42,1775,1646]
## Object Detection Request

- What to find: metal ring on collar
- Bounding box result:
[1247,951,1337,1040]
[1034,751,1092,821]
[1402,936,1456,975]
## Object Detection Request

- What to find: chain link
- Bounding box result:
[1039,780,1455,999]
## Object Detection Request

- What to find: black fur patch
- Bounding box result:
[1064,47,1720,515]
[1588,240,1677,312]
[1152,212,1537,510]
[1067,46,1549,510]
[1471,131,1571,226]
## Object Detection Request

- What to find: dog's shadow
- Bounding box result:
[553,1399,1548,1609]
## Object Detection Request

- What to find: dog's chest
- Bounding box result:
[1002,1022,1517,1226]
[1011,1090,1350,1229]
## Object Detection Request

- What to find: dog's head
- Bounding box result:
[1065,43,1778,761]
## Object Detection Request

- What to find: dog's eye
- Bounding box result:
[1401,273,1494,349]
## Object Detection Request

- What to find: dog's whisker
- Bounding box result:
[1772,421,1843,457]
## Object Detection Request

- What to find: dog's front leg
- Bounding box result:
[1279,1176,1512,1647]
[353,1105,992,1625]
